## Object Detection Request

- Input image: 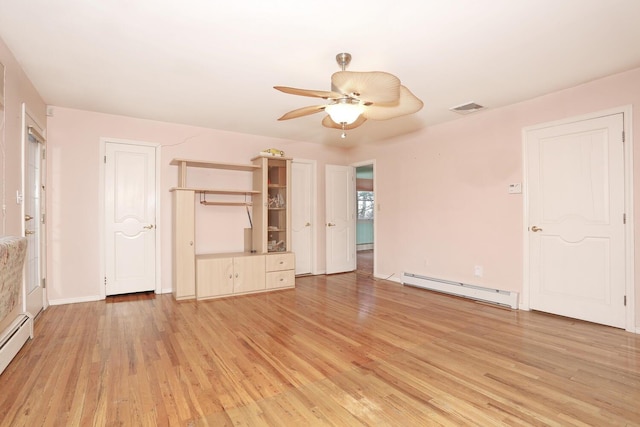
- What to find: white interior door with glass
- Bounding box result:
[22,107,46,317]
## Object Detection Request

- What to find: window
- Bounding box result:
[357,191,374,220]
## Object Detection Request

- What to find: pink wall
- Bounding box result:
[45,107,347,303]
[0,37,46,236]
[348,67,640,328]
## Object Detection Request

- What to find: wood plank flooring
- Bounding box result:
[1,273,639,426]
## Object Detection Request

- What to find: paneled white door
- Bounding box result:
[292,160,313,275]
[105,142,157,296]
[526,113,626,328]
[325,165,355,274]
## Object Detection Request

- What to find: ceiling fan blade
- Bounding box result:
[331,71,401,104]
[274,86,341,99]
[321,114,367,130]
[277,105,326,121]
[362,86,423,120]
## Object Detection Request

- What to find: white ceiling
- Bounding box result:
[1,1,640,146]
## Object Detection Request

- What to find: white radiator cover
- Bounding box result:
[402,273,518,309]
[0,314,33,375]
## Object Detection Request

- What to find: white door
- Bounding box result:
[23,111,46,317]
[326,165,355,274]
[526,113,626,328]
[292,161,313,275]
[105,142,157,296]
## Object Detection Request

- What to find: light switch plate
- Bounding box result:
[508,183,522,194]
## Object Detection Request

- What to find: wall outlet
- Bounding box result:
[474,265,483,277]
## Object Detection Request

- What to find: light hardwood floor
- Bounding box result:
[1,273,639,426]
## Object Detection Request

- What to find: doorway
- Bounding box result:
[523,108,634,330]
[355,163,374,276]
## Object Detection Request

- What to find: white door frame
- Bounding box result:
[21,104,47,314]
[522,105,635,332]
[352,159,376,277]
[99,138,162,299]
[292,158,318,275]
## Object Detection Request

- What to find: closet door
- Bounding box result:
[105,142,158,296]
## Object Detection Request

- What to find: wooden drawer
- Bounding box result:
[266,252,295,272]
[266,269,295,290]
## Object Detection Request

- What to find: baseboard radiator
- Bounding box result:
[402,272,519,309]
[0,314,33,375]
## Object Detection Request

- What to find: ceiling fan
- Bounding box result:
[274,53,424,138]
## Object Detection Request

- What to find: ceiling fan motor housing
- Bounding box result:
[336,53,352,70]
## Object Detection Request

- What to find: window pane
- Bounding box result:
[357,191,374,220]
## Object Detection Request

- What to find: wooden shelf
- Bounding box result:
[171,159,260,188]
[170,158,259,171]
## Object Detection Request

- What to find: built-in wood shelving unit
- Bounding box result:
[170,156,295,301]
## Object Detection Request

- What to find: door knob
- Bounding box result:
[305,222,311,227]
[327,223,336,227]
[531,226,543,232]
[25,230,35,235]
[25,214,34,221]
[143,224,154,229]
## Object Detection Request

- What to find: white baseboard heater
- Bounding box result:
[0,314,34,375]
[402,272,518,309]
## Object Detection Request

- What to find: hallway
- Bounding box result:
[356,249,373,276]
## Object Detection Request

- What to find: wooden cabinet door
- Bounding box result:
[196,256,234,299]
[173,190,195,299]
[233,255,265,294]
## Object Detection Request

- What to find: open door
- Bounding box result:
[22,106,46,317]
[292,160,315,275]
[325,164,355,274]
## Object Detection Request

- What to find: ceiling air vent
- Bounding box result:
[450,102,485,115]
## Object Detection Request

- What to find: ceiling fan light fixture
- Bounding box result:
[325,99,364,125]
[274,52,422,138]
